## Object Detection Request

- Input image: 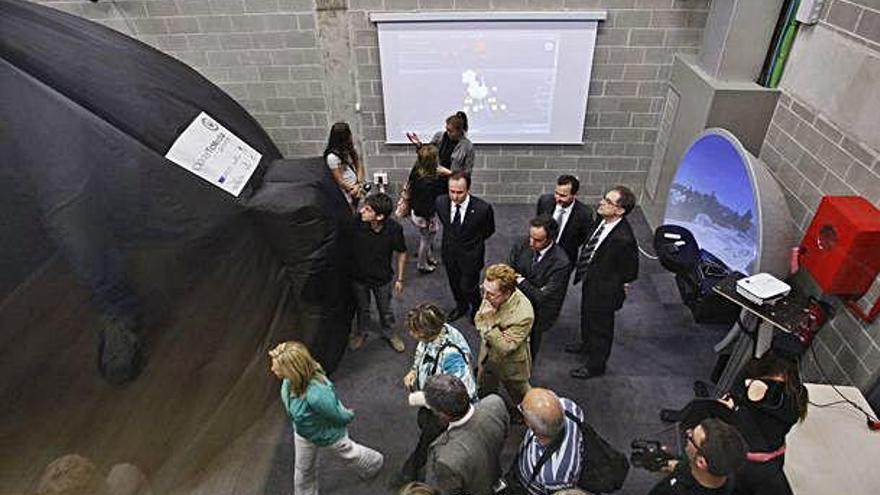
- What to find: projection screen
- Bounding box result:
[372,12,606,144]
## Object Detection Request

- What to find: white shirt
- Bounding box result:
[534,243,553,265]
[517,243,553,284]
[450,194,470,225]
[447,405,475,431]
[326,153,357,186]
[552,202,574,242]
[592,217,622,252]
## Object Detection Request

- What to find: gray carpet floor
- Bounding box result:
[263,204,730,495]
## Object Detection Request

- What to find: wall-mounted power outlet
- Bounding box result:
[373,172,388,186]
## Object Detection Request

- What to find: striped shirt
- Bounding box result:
[411,324,478,401]
[517,398,586,495]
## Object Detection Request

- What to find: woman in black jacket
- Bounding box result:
[724,350,808,495]
[406,145,448,274]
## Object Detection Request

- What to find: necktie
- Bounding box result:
[532,251,541,269]
[574,223,605,283]
[554,207,565,241]
[452,204,462,228]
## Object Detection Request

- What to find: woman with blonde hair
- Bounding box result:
[406,145,448,273]
[399,481,441,495]
[269,341,383,494]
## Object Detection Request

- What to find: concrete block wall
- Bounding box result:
[35,0,710,204]
[758,0,880,390]
[761,92,880,389]
[38,0,333,158]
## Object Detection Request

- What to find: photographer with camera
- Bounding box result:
[647,418,746,495]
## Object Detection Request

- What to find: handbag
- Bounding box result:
[503,412,629,494]
[567,411,630,493]
[395,181,411,218]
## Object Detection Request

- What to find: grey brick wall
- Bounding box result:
[824,0,880,51]
[758,0,880,391]
[760,91,880,390]
[36,0,710,204]
[39,0,329,157]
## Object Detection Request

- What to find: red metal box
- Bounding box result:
[801,196,880,296]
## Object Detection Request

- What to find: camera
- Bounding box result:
[630,439,676,472]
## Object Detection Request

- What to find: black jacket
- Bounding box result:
[536,194,594,266]
[508,240,571,329]
[435,194,495,266]
[575,217,639,312]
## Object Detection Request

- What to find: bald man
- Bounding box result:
[515,389,587,494]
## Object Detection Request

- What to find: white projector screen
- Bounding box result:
[374,14,602,144]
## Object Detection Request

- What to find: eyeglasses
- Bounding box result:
[685,428,705,458]
[600,196,620,207]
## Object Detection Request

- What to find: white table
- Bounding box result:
[784,383,880,495]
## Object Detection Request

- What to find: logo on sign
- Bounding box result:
[201,116,219,132]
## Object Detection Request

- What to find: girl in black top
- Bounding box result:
[723,351,808,495]
[406,145,447,273]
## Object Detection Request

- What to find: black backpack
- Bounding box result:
[567,411,630,493]
[505,412,630,494]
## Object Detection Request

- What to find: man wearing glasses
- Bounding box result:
[568,186,639,379]
[649,418,747,495]
[474,263,535,409]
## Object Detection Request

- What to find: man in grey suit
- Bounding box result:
[425,375,510,495]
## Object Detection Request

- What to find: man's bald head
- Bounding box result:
[520,388,564,441]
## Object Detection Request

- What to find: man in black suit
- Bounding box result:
[508,215,571,361]
[536,175,594,268]
[568,185,639,379]
[436,171,495,322]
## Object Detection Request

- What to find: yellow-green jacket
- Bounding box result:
[474,289,534,382]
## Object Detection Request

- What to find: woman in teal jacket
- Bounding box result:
[269,341,383,494]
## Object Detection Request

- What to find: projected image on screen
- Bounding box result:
[377,21,598,144]
[664,134,759,274]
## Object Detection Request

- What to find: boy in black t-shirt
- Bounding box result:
[350,192,408,352]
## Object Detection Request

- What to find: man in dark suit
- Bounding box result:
[425,374,509,495]
[508,215,571,362]
[536,175,594,268]
[436,171,495,322]
[568,185,639,379]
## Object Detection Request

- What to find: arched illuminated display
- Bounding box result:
[663,129,794,277]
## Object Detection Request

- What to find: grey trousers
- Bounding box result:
[352,280,397,339]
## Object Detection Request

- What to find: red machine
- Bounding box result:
[800,196,880,322]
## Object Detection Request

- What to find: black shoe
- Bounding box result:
[660,408,683,423]
[447,308,466,322]
[97,316,145,385]
[564,343,587,354]
[570,366,605,380]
